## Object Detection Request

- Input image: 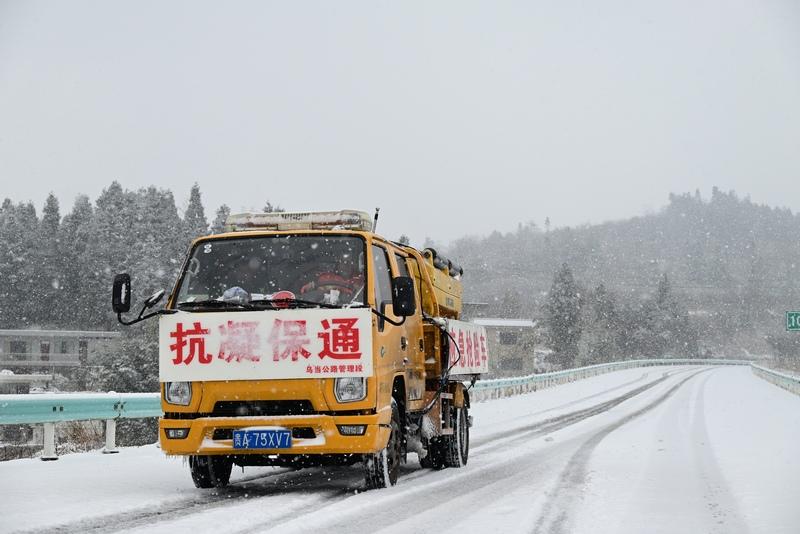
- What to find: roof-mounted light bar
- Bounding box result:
[225,210,373,232]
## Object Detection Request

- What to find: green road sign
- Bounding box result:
[787,311,800,331]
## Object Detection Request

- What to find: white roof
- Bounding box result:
[0,373,53,384]
[471,318,536,328]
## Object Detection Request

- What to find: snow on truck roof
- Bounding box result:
[225,210,373,232]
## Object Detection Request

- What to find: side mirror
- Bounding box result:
[144,289,165,309]
[391,276,416,317]
[112,274,131,314]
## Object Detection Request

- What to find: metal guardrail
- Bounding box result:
[751,364,800,396]
[0,393,161,460]
[469,358,750,402]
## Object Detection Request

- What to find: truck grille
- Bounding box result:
[211,400,316,417]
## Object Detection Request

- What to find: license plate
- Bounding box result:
[232,429,292,449]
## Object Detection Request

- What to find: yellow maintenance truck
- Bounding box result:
[111,210,488,488]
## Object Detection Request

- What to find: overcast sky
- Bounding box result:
[1,0,798,246]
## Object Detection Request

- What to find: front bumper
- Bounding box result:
[159,412,390,456]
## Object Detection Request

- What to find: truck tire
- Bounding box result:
[189,455,233,488]
[419,439,445,469]
[442,405,469,468]
[364,398,402,489]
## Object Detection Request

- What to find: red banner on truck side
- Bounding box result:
[159,308,373,382]
[445,319,490,375]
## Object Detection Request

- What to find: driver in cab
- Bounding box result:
[300,254,364,305]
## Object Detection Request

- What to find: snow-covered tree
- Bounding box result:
[544,263,583,368]
[262,201,283,213]
[88,320,159,444]
[211,204,231,234]
[128,186,185,303]
[579,283,622,365]
[34,193,63,325]
[183,183,208,240]
[0,201,40,327]
[61,195,99,328]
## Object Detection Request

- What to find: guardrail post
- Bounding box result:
[41,422,58,461]
[103,419,119,454]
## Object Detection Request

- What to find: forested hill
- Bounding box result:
[447,188,800,356]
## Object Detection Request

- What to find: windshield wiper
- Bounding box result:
[246,299,278,310]
[266,298,340,309]
[176,300,256,311]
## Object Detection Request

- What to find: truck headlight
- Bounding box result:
[334,377,366,403]
[165,382,192,406]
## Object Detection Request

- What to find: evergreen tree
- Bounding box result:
[766,334,800,371]
[262,201,283,213]
[0,199,16,327]
[61,195,98,328]
[544,263,583,368]
[129,186,185,303]
[579,283,621,364]
[645,273,698,358]
[93,181,133,275]
[90,181,134,328]
[500,290,522,317]
[88,321,159,445]
[89,320,158,393]
[742,251,767,328]
[211,204,231,234]
[183,183,208,240]
[35,193,62,325]
[656,272,671,307]
[1,202,40,327]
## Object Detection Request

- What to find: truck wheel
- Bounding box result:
[189,455,232,488]
[443,405,469,468]
[419,439,445,469]
[364,398,402,489]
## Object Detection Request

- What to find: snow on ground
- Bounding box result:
[1,365,798,534]
[564,366,800,534]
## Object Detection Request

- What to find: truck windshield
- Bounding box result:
[174,235,366,308]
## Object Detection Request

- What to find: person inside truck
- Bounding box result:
[299,252,365,305]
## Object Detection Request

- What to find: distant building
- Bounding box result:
[0,329,120,377]
[471,318,537,377]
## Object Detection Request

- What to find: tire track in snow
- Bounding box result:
[689,372,748,534]
[470,369,686,450]
[530,368,709,534]
[494,369,657,421]
[15,467,353,534]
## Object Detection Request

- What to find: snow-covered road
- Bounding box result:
[3,365,799,534]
